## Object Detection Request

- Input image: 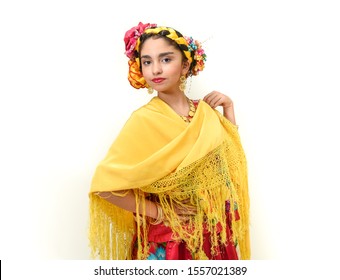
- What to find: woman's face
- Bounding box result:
[140,37,189,94]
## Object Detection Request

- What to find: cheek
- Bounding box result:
[166,65,182,78]
[141,66,151,78]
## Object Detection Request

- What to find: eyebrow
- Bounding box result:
[141,52,175,59]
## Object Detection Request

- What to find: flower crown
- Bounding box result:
[124,22,207,89]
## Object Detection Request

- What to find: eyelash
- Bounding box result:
[142,58,172,66]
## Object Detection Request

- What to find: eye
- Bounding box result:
[142,60,151,66]
[162,57,171,63]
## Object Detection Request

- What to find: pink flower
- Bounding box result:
[124,22,156,58]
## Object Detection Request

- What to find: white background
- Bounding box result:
[1,0,340,264]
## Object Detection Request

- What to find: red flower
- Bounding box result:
[124,22,156,58]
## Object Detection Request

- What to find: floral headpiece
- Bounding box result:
[124,22,207,89]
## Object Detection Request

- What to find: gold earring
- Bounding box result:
[147,86,154,94]
[179,75,186,92]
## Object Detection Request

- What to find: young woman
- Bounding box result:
[89,22,250,260]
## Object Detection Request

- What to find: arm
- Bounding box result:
[97,191,197,223]
[202,91,237,125]
[97,190,158,219]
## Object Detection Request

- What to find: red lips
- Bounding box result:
[152,78,165,83]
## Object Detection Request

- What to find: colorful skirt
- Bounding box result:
[132,202,239,260]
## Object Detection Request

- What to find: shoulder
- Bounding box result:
[127,97,157,118]
[123,98,162,129]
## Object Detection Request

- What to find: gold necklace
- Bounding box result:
[180,99,196,123]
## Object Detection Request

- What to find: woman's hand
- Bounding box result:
[203,90,233,110]
[203,91,237,125]
[172,199,197,223]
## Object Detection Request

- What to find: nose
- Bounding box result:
[152,61,162,75]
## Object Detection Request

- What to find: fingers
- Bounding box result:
[203,91,233,110]
[174,203,197,215]
[203,91,224,108]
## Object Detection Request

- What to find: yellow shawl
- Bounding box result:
[89,97,250,259]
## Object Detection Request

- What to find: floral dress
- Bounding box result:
[132,201,239,260]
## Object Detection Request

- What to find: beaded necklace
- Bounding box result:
[180,99,196,123]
